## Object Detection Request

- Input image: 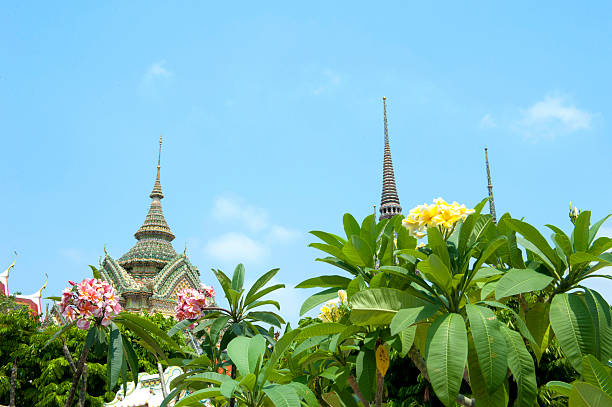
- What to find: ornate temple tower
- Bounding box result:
[101,137,201,316]
[379,97,402,220]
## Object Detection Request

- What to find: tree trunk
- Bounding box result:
[229,363,237,407]
[347,374,370,407]
[78,364,88,407]
[9,357,17,407]
[64,345,89,407]
[62,339,77,374]
[157,361,168,399]
[375,371,383,407]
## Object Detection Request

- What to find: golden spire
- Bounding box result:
[150,135,164,199]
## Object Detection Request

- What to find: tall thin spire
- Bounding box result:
[150,135,164,199]
[485,147,497,224]
[379,97,402,220]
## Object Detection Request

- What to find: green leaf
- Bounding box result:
[174,388,222,407]
[89,265,102,279]
[507,218,563,271]
[107,323,124,390]
[471,236,507,274]
[569,382,612,407]
[246,283,285,306]
[350,235,374,268]
[479,300,537,345]
[356,349,376,401]
[425,313,468,407]
[168,319,192,337]
[500,325,538,407]
[295,275,352,289]
[545,381,572,397]
[495,268,553,299]
[184,372,234,385]
[43,321,75,349]
[310,230,346,248]
[570,251,611,266]
[390,304,440,336]
[228,336,251,376]
[550,293,597,373]
[289,382,319,407]
[121,336,139,384]
[220,379,239,398]
[419,255,451,292]
[523,302,552,363]
[574,211,592,252]
[309,243,347,260]
[583,288,612,362]
[116,312,180,350]
[231,263,245,291]
[582,355,612,397]
[589,214,612,246]
[245,299,281,311]
[248,311,285,327]
[299,288,339,316]
[295,323,346,341]
[427,227,451,269]
[350,287,428,326]
[239,373,256,391]
[247,335,266,375]
[466,304,507,393]
[398,326,416,358]
[263,384,301,407]
[264,328,301,381]
[343,213,361,239]
[467,334,509,407]
[245,268,279,304]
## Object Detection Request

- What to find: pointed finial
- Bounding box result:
[40,273,49,293]
[150,135,164,199]
[383,97,389,145]
[2,251,17,278]
[485,147,497,224]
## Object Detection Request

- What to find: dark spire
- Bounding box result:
[379,97,402,220]
[485,147,497,224]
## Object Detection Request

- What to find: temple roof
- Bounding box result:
[119,136,178,269]
[379,97,402,220]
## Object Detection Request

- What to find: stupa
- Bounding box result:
[100,137,201,316]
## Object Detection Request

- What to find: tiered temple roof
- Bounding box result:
[1,253,48,317]
[379,97,402,220]
[101,137,201,316]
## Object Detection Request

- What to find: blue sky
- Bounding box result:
[2,2,611,324]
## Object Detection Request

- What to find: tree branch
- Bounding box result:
[64,345,89,407]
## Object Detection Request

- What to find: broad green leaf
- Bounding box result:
[220,379,239,399]
[310,230,346,248]
[240,373,256,391]
[309,243,347,260]
[471,236,507,274]
[295,275,352,289]
[184,371,233,385]
[467,334,509,407]
[479,300,537,345]
[570,251,611,266]
[390,304,440,336]
[574,211,592,252]
[343,213,361,239]
[507,218,563,272]
[245,268,279,304]
[589,237,612,256]
[231,263,245,291]
[247,334,266,374]
[295,323,346,341]
[582,355,612,397]
[419,255,451,292]
[174,388,222,407]
[547,224,573,260]
[121,336,139,384]
[589,214,612,246]
[246,283,285,306]
[495,268,553,300]
[523,302,552,363]
[350,287,428,326]
[264,328,300,381]
[427,227,451,269]
[117,312,180,350]
[583,288,612,362]
[356,349,376,401]
[263,384,301,407]
[545,381,572,397]
[350,235,374,268]
[107,323,124,390]
[569,382,612,407]
[500,325,538,407]
[550,293,597,373]
[466,304,507,393]
[167,319,193,337]
[289,382,318,407]
[480,281,498,301]
[360,213,377,247]
[398,326,416,357]
[228,336,251,376]
[245,299,281,311]
[89,265,102,279]
[248,311,285,327]
[299,288,339,316]
[426,313,468,407]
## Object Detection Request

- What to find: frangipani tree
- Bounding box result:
[300,198,612,407]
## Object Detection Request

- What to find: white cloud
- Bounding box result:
[312,69,342,95]
[204,233,268,263]
[268,225,300,243]
[518,96,592,139]
[480,113,496,129]
[212,196,269,232]
[143,60,173,81]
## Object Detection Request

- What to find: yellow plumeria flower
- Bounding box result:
[338,290,347,303]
